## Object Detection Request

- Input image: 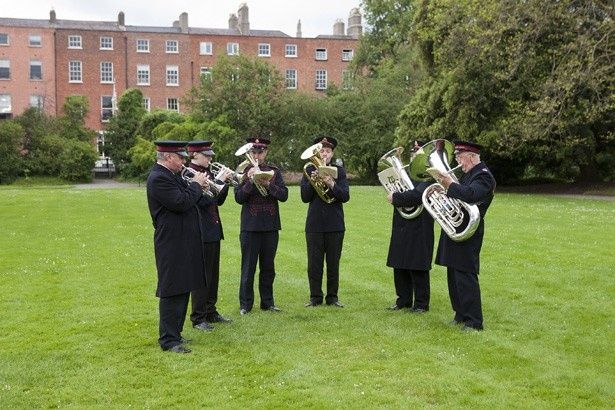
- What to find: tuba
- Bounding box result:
[409,139,480,242]
[300,143,336,204]
[377,147,423,219]
[234,143,274,197]
[180,165,225,198]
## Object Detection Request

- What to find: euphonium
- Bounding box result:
[377,146,423,219]
[409,139,480,242]
[300,143,336,204]
[180,165,225,198]
[234,143,274,197]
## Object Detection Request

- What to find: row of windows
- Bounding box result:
[0,93,45,113]
[0,59,43,80]
[283,69,353,91]
[100,95,178,121]
[0,32,354,61]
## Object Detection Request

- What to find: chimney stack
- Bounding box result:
[179,12,188,33]
[49,9,56,24]
[347,8,363,39]
[228,13,238,30]
[237,3,250,35]
[118,11,125,27]
[333,19,345,36]
[296,20,302,38]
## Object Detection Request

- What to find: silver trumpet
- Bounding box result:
[234,143,274,197]
[210,162,243,187]
[409,139,480,242]
[180,165,225,198]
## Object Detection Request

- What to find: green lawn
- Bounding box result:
[0,185,613,407]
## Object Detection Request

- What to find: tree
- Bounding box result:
[0,120,24,184]
[105,88,147,175]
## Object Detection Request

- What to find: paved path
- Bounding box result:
[73,179,141,189]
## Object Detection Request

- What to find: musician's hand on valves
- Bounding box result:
[192,172,208,188]
[322,174,335,189]
[217,168,231,183]
[247,167,257,179]
[387,192,394,204]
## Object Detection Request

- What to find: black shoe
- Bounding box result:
[180,337,192,344]
[461,324,483,332]
[304,301,321,307]
[166,344,191,353]
[410,307,428,314]
[240,308,249,316]
[208,313,232,323]
[449,318,463,327]
[263,305,282,312]
[193,322,214,331]
[387,304,402,311]
[327,301,344,308]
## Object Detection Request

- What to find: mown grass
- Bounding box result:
[0,185,613,408]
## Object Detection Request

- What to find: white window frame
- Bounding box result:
[200,67,212,80]
[30,60,42,80]
[142,97,150,112]
[0,33,9,46]
[29,35,42,47]
[315,69,327,90]
[285,69,297,89]
[199,42,213,55]
[0,94,12,114]
[226,42,239,56]
[68,35,82,49]
[100,62,114,84]
[342,49,354,61]
[136,39,150,53]
[101,95,113,122]
[100,36,113,50]
[285,44,297,58]
[342,70,354,90]
[166,65,179,86]
[315,48,327,61]
[69,60,82,83]
[0,60,10,80]
[137,64,150,86]
[165,40,179,54]
[167,98,179,112]
[257,43,271,57]
[30,95,44,110]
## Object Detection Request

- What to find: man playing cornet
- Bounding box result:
[234,137,288,315]
[186,141,233,332]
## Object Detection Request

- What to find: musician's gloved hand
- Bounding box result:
[193,172,208,188]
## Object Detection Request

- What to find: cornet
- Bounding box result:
[180,165,225,198]
[234,143,274,197]
[210,162,243,187]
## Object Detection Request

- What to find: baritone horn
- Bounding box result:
[234,143,274,196]
[377,146,423,219]
[300,143,336,204]
[409,139,480,242]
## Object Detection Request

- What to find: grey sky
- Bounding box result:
[2,0,365,38]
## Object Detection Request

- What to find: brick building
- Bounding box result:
[0,3,362,146]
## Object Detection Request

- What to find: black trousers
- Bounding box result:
[393,268,430,310]
[159,292,190,350]
[239,231,279,311]
[447,267,483,329]
[306,231,344,304]
[190,241,221,325]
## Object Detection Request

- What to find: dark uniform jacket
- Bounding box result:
[146,163,206,297]
[300,164,350,233]
[387,181,434,270]
[234,163,288,232]
[189,162,229,243]
[435,162,496,273]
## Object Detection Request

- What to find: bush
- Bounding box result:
[58,139,99,182]
[0,120,24,184]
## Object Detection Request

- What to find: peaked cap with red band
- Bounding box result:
[313,135,338,149]
[454,141,482,154]
[154,140,189,157]
[246,137,270,151]
[187,140,215,156]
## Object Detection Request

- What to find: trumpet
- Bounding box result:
[210,162,243,187]
[180,165,225,198]
[234,143,274,197]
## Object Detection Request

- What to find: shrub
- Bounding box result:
[0,121,24,184]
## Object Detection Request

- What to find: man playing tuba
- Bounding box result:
[430,141,496,332]
[301,136,350,308]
